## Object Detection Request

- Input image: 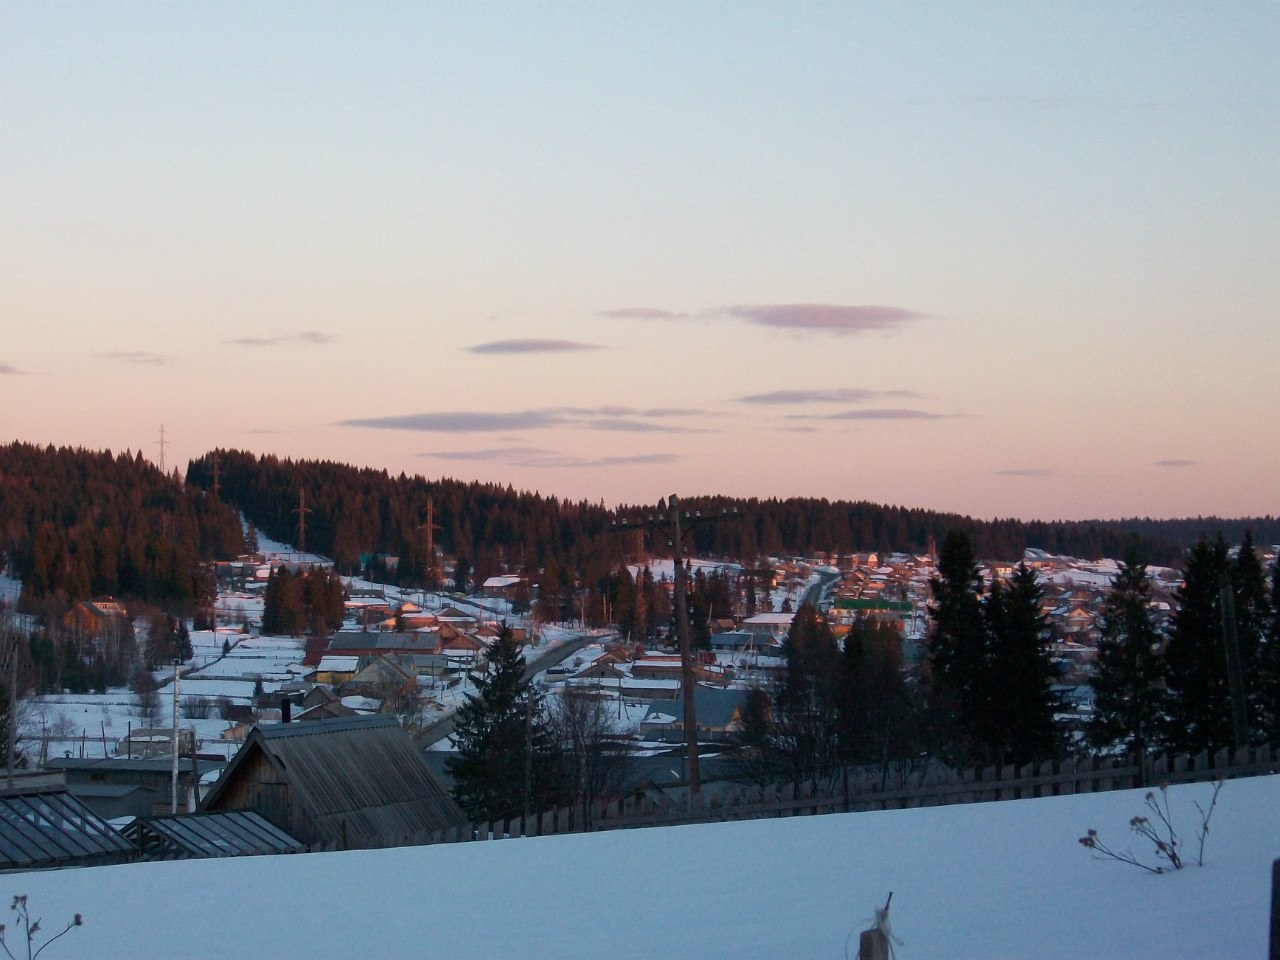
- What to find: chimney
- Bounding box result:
[280,698,292,723]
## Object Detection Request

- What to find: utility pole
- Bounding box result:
[668,500,700,795]
[1219,577,1249,753]
[5,628,18,791]
[613,495,737,798]
[170,659,181,814]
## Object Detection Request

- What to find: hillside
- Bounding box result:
[11,775,1278,959]
[188,448,1280,574]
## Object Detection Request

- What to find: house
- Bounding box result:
[43,755,226,819]
[61,596,132,640]
[741,612,794,642]
[482,575,527,601]
[200,715,469,848]
[309,655,360,684]
[638,687,748,743]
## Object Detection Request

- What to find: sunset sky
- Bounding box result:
[3,3,1276,522]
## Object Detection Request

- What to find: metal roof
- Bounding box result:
[128,810,303,860]
[0,791,134,870]
[203,716,469,845]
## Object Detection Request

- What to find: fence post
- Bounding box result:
[1270,858,1279,960]
[1058,757,1076,795]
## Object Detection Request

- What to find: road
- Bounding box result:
[803,567,842,610]
[413,631,604,748]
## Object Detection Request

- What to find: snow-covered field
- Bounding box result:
[9,775,1277,959]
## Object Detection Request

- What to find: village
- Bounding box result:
[0,526,1214,871]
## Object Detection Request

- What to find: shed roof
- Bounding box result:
[0,791,134,870]
[202,716,468,845]
[128,810,303,860]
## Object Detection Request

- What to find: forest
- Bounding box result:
[3,442,1277,620]
[0,442,243,615]
[185,448,1280,586]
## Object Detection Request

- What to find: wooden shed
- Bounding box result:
[200,715,468,849]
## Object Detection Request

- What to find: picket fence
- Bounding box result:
[305,743,1277,853]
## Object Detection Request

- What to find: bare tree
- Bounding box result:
[549,689,635,825]
[1,613,34,778]
[130,667,162,726]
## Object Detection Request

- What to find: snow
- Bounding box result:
[10,775,1277,959]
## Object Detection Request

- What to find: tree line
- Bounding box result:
[1091,531,1279,757]
[732,530,1280,788]
[0,442,243,615]
[187,448,1279,600]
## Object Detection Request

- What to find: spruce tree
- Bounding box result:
[837,616,919,767]
[773,602,843,783]
[1163,536,1231,754]
[445,626,565,823]
[1263,557,1280,742]
[985,563,1061,765]
[1090,546,1166,760]
[926,531,989,762]
[1231,531,1272,740]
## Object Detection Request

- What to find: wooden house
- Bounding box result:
[61,596,131,641]
[201,715,469,848]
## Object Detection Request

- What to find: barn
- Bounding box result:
[200,715,468,849]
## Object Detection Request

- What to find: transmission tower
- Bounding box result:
[155,424,169,474]
[420,497,442,588]
[294,488,312,554]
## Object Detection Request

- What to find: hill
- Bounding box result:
[187,449,1280,577]
[11,775,1278,959]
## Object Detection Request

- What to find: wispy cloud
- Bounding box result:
[341,407,709,434]
[423,447,677,469]
[100,351,168,366]
[467,339,602,355]
[225,330,335,348]
[597,302,925,336]
[737,387,926,405]
[725,304,924,334]
[597,307,689,321]
[826,408,951,421]
[0,363,24,375]
[1154,459,1197,468]
[995,468,1055,478]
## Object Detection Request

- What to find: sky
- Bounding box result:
[11,774,1279,958]
[2,3,1276,522]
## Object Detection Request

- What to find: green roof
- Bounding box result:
[832,597,912,613]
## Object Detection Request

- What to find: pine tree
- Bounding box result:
[1090,546,1166,760]
[1163,536,1231,754]
[445,627,565,823]
[926,531,989,761]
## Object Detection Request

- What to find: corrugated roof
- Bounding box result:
[203,716,468,846]
[129,810,303,859]
[0,791,134,870]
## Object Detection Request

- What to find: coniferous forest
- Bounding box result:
[2,442,1276,621]
[0,442,243,615]
[185,448,1280,583]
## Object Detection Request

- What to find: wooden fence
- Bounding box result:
[375,743,1277,851]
